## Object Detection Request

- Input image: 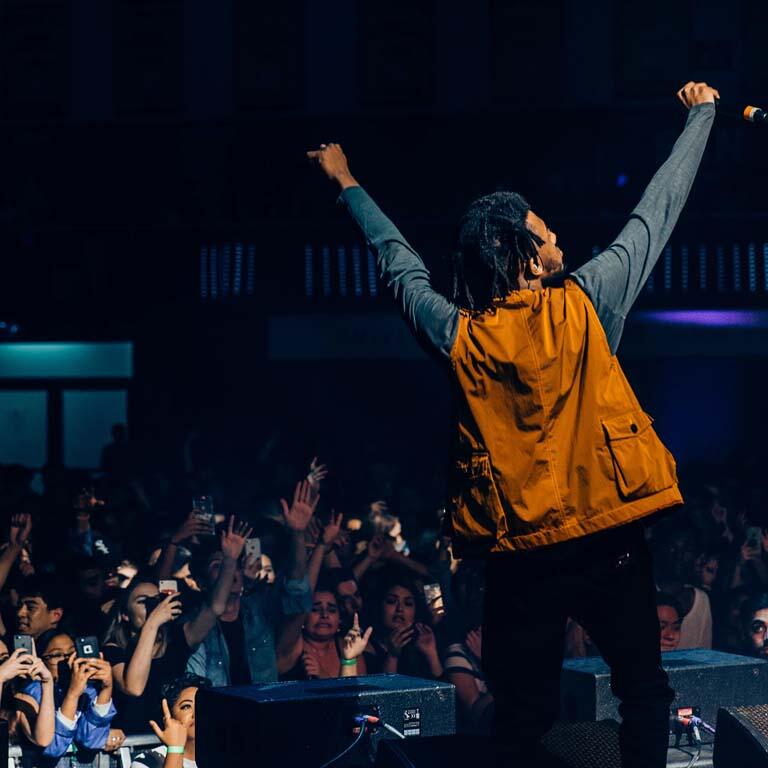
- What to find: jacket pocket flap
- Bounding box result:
[601,410,653,442]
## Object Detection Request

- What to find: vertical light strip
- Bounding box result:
[304,244,314,298]
[352,244,362,297]
[200,244,209,299]
[367,248,378,297]
[337,246,347,297]
[322,245,331,297]
[233,242,243,296]
[246,244,255,296]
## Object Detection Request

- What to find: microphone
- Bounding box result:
[715,99,768,126]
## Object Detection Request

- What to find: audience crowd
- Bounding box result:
[0,427,766,766]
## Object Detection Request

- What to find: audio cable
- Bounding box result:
[317,714,406,768]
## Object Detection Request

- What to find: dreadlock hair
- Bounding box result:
[450,191,544,311]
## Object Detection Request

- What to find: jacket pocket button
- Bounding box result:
[630,423,638,433]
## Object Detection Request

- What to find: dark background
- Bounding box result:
[0,0,766,510]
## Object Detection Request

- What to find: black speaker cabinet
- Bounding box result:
[374,721,622,768]
[714,705,768,768]
[196,674,455,768]
[562,649,768,732]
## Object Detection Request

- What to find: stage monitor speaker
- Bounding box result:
[196,674,455,768]
[714,705,768,767]
[562,649,768,735]
[374,721,621,768]
[0,718,7,768]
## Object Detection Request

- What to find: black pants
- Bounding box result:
[482,522,673,768]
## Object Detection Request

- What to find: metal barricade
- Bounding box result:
[7,734,162,768]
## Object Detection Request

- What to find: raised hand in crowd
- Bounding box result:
[148,698,188,766]
[87,656,115,704]
[10,512,32,549]
[386,625,415,660]
[0,513,33,596]
[307,456,328,488]
[340,613,373,677]
[171,511,214,545]
[465,628,483,661]
[414,623,443,677]
[220,516,252,562]
[13,653,55,749]
[0,647,35,685]
[281,480,319,533]
[61,657,100,719]
[149,592,184,630]
[156,510,217,581]
[308,512,344,592]
[322,512,344,548]
[353,532,396,582]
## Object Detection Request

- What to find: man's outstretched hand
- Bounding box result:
[677,81,720,109]
[307,143,358,190]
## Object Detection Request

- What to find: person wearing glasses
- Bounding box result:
[14,632,120,764]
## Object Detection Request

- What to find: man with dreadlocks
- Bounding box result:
[308,81,718,767]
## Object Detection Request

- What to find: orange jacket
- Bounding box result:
[447,281,682,555]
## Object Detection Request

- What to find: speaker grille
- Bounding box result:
[733,706,768,737]
[541,721,622,768]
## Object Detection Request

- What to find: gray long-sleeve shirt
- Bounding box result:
[339,103,715,357]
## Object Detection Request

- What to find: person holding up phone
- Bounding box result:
[0,640,56,749]
[14,632,119,762]
[103,516,252,733]
[185,481,315,686]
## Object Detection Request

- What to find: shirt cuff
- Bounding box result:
[93,700,112,717]
[56,709,78,732]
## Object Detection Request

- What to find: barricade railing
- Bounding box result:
[7,734,162,768]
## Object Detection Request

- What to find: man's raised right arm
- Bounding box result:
[307,143,459,361]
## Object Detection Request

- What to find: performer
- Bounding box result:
[308,81,718,767]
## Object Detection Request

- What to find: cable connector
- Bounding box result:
[354,713,406,739]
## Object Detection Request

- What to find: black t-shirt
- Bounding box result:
[220,616,250,685]
[104,621,192,733]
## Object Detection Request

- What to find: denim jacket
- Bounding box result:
[21,680,116,764]
[186,575,311,686]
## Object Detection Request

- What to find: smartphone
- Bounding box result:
[746,526,762,550]
[192,496,216,535]
[75,636,100,659]
[159,579,178,595]
[143,595,165,616]
[245,538,261,561]
[423,583,445,615]
[13,634,35,657]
